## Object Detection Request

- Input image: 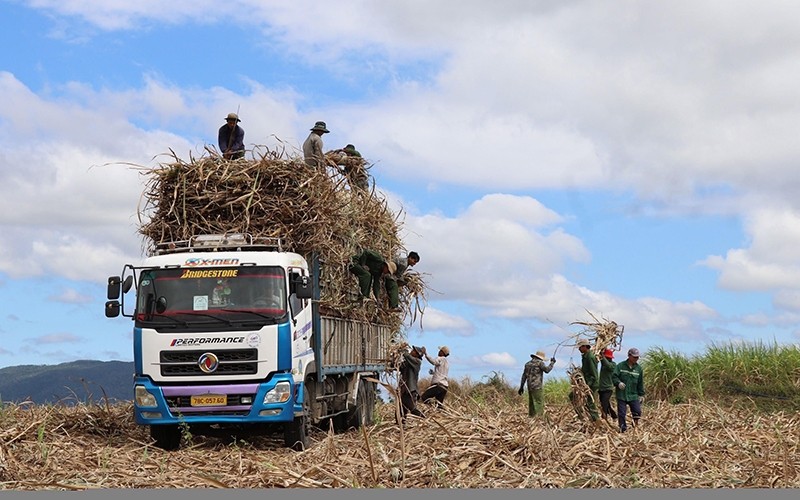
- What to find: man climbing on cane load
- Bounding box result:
[348,249,397,310]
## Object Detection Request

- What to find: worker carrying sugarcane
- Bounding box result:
[568,338,601,426]
[335,144,369,190]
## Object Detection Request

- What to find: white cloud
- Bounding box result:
[401,193,589,301]
[701,207,800,294]
[465,352,516,369]
[47,288,94,304]
[29,333,83,344]
[411,308,474,336]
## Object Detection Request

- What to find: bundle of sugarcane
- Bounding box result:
[569,310,624,357]
[135,149,427,328]
[567,364,595,421]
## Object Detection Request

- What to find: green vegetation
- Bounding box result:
[643,340,800,409]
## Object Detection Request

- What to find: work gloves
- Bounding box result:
[518,388,524,396]
[550,357,556,363]
[617,382,626,390]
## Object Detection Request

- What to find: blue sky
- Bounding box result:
[2,1,800,384]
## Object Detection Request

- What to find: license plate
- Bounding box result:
[190,394,227,406]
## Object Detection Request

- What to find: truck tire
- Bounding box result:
[283,415,308,451]
[150,424,181,451]
[346,379,376,429]
[284,381,311,451]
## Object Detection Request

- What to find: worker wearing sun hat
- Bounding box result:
[518,350,556,417]
[568,338,600,423]
[597,348,618,420]
[218,112,245,160]
[613,347,645,433]
[421,345,450,408]
[303,120,330,169]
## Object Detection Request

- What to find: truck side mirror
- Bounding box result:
[294,275,313,299]
[105,300,121,318]
[122,275,134,294]
[107,276,122,300]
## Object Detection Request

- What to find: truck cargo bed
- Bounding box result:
[317,316,392,375]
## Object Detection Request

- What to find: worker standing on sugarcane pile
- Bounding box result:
[518,350,556,417]
[598,349,618,421]
[349,249,397,310]
[421,345,450,409]
[303,120,330,169]
[568,338,601,424]
[335,144,369,191]
[398,345,425,422]
[218,113,245,160]
[384,251,420,312]
[613,347,645,433]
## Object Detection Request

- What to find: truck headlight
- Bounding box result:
[135,385,158,407]
[263,381,291,404]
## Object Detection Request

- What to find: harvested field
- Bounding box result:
[1,395,798,490]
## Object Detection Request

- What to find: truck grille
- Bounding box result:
[159,349,259,376]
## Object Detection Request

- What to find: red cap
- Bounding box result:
[603,349,614,359]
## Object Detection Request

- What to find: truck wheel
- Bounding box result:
[150,424,181,451]
[283,415,308,451]
[284,382,311,451]
[347,379,376,429]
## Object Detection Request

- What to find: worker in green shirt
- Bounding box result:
[568,338,600,423]
[612,347,646,433]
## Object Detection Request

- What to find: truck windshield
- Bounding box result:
[135,266,287,327]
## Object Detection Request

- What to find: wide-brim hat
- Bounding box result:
[226,112,241,122]
[576,339,591,347]
[438,345,450,356]
[532,351,546,360]
[411,345,424,356]
[387,260,397,275]
[310,121,330,133]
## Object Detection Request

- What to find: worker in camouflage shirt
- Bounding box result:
[518,350,556,417]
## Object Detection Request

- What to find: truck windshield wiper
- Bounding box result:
[221,309,284,324]
[172,311,234,326]
[139,313,189,328]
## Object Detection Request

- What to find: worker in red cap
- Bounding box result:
[597,348,618,420]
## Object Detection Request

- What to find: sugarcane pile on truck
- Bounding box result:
[105,149,427,451]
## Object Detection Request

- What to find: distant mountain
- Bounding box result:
[0,360,134,404]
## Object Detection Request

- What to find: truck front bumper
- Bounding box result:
[133,375,303,425]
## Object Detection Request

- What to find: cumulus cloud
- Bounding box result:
[411,308,474,336]
[401,193,588,300]
[464,352,516,369]
[701,206,800,301]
